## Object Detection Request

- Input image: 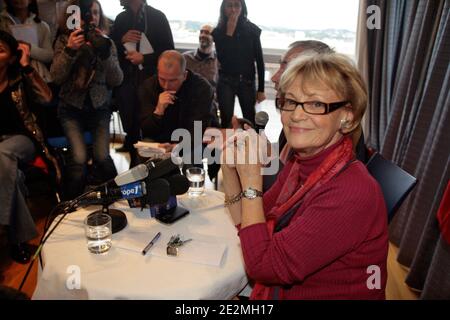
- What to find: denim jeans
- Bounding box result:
[0,135,38,243]
[217,74,256,128]
[58,104,117,199]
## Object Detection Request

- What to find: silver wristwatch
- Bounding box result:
[242,187,263,200]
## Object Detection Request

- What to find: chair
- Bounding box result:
[22,155,56,198]
[366,152,418,222]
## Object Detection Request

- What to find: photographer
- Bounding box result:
[50,0,123,199]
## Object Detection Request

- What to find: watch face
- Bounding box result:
[244,188,257,199]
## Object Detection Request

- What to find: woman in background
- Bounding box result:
[0,0,53,82]
[212,0,266,128]
[51,0,123,199]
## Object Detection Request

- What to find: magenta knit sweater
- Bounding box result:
[238,142,389,299]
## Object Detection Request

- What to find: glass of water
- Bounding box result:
[84,213,112,254]
[186,167,205,197]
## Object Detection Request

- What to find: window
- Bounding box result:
[99,0,359,55]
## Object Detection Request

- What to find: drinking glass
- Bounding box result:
[185,167,205,197]
[84,213,112,254]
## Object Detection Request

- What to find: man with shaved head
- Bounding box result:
[139,50,213,147]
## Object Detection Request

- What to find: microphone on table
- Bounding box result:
[81,173,189,233]
[254,111,269,132]
[166,174,190,196]
[80,172,191,205]
[78,178,172,206]
[150,173,192,224]
[113,157,180,186]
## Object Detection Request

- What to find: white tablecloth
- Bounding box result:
[32,190,248,300]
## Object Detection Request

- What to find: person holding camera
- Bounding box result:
[50,0,123,199]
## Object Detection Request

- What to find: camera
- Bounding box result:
[80,2,111,60]
[71,0,113,91]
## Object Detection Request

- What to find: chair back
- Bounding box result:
[366,152,417,222]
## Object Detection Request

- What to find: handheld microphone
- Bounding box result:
[113,157,180,186]
[254,111,269,132]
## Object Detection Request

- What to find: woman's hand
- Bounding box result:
[17,42,31,67]
[222,130,269,227]
[67,29,85,50]
[226,12,240,36]
[235,130,264,190]
[222,130,269,190]
[228,11,240,25]
[221,162,242,195]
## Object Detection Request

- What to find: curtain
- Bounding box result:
[357,0,450,299]
[356,0,370,135]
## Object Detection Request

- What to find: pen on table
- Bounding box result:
[142,232,161,256]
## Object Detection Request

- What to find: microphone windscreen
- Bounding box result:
[146,157,180,181]
[146,178,171,205]
[255,111,269,129]
[114,164,149,186]
[166,174,190,195]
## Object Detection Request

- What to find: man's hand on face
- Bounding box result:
[154,90,177,115]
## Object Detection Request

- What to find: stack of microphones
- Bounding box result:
[75,157,190,232]
[78,157,190,208]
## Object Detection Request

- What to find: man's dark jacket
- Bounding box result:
[139,70,213,143]
[111,5,174,82]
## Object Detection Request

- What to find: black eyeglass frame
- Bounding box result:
[275,96,351,115]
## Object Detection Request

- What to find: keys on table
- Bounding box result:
[167,234,192,256]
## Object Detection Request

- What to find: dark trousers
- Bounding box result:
[115,80,141,148]
[217,74,256,128]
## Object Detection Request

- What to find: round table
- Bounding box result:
[33,190,248,300]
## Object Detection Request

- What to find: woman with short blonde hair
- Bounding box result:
[222,52,388,300]
[279,52,368,129]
